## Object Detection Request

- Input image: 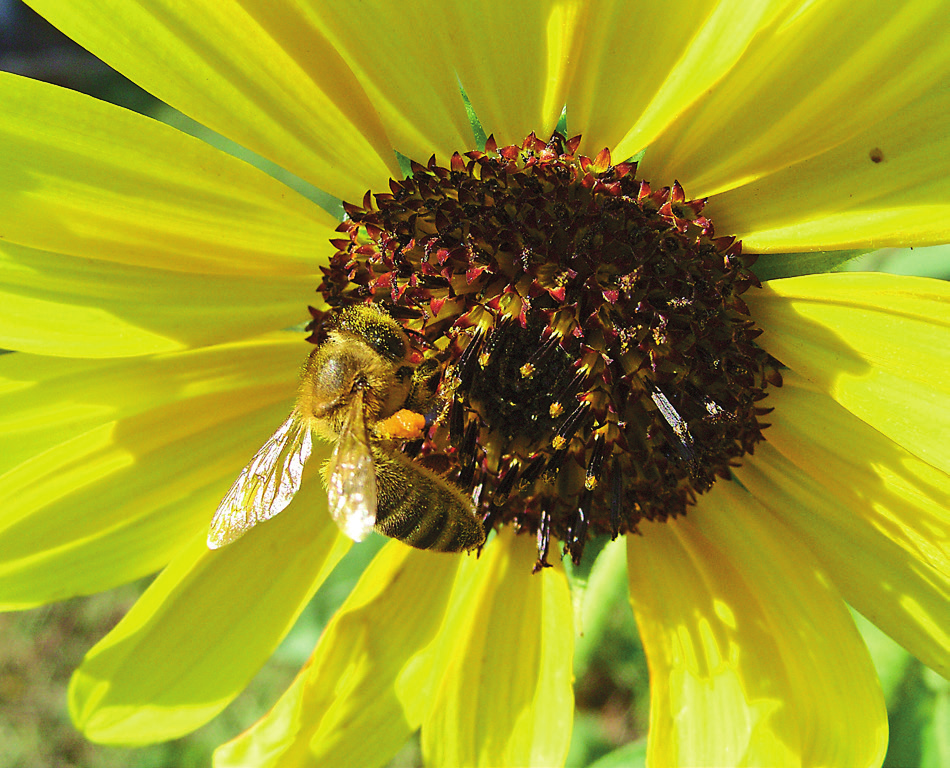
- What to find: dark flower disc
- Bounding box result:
[310,132,782,568]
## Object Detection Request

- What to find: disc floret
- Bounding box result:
[313,133,781,568]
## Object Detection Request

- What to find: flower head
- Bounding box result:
[1,1,949,766]
[318,133,783,568]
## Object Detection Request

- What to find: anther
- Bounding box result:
[455,327,485,393]
[567,490,592,565]
[644,380,696,462]
[520,332,562,380]
[492,461,520,507]
[543,446,570,482]
[549,369,589,420]
[448,395,466,445]
[609,470,623,538]
[478,316,513,369]
[533,505,553,573]
[684,381,734,424]
[456,418,480,487]
[585,432,608,491]
[518,453,548,490]
[551,400,591,451]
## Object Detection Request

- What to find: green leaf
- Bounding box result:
[843,245,950,280]
[920,668,950,768]
[585,738,647,768]
[851,609,913,706]
[751,250,868,282]
[572,537,628,679]
[883,659,936,768]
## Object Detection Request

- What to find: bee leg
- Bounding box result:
[405,358,442,412]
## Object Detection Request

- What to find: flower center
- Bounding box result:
[311,133,781,569]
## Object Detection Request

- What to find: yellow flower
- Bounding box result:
[1,1,948,767]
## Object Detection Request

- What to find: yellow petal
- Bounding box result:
[709,84,950,250]
[214,542,461,768]
[422,528,574,768]
[27,0,397,201]
[0,241,318,358]
[641,0,950,227]
[748,272,950,475]
[568,0,790,161]
[746,372,950,678]
[0,335,306,608]
[438,0,575,147]
[70,474,349,744]
[628,488,886,767]
[290,0,474,163]
[0,72,337,275]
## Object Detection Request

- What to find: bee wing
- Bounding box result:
[207,412,313,549]
[326,390,378,542]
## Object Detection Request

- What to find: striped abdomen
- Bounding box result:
[372,447,485,552]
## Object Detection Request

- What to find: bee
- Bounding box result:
[207,304,485,553]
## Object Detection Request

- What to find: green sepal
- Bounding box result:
[751,250,868,282]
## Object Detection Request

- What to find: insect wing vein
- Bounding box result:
[327,395,377,542]
[207,413,313,548]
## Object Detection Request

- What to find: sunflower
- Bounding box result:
[2,0,949,767]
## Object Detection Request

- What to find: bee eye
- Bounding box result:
[313,356,347,397]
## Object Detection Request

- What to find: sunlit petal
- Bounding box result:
[438,0,577,146]
[422,529,574,768]
[214,542,460,768]
[0,72,336,275]
[292,0,475,163]
[568,0,791,161]
[70,478,349,743]
[745,373,950,678]
[27,0,398,200]
[710,85,950,251]
[640,0,950,229]
[628,487,886,767]
[0,335,308,608]
[0,241,318,358]
[749,273,950,474]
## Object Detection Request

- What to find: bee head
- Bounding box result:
[332,304,409,363]
[298,332,412,437]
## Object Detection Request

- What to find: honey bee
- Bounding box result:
[207,304,485,552]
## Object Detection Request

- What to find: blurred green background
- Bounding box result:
[1,3,948,766]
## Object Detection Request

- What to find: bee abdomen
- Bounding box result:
[372,448,484,552]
